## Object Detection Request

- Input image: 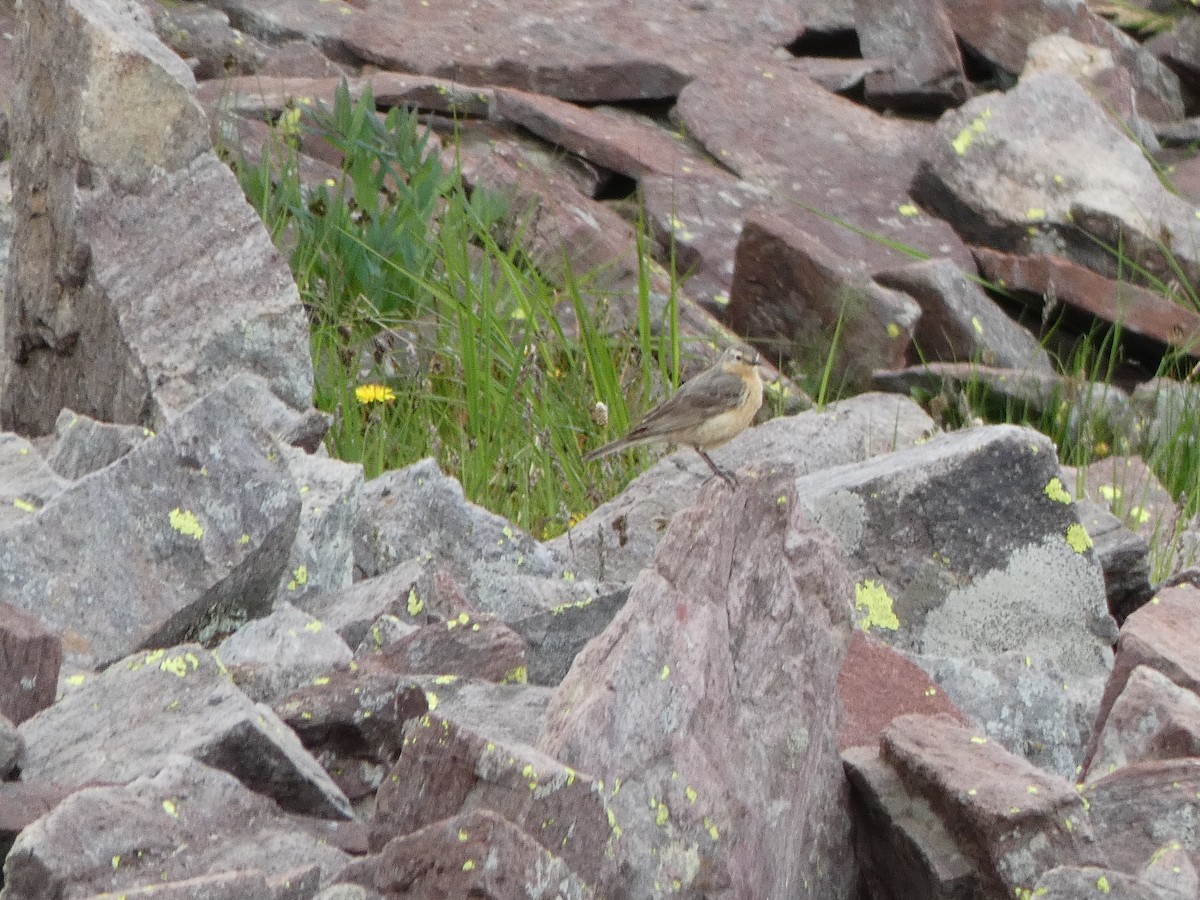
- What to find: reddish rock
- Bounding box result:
[675,62,974,277]
[838,631,969,751]
[941,0,1184,120]
[491,89,720,181]
[1086,665,1200,782]
[727,209,919,382]
[853,0,967,112]
[0,602,60,724]
[1085,758,1200,875]
[1084,585,1200,772]
[368,612,528,683]
[539,473,856,899]
[373,714,618,891]
[340,0,805,103]
[197,73,494,124]
[973,247,1200,364]
[258,40,349,79]
[882,713,1103,895]
[0,781,76,844]
[350,808,595,899]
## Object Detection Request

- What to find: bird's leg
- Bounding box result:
[696,448,736,488]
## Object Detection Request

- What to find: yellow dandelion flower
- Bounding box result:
[355,384,396,405]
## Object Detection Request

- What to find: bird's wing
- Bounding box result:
[627,367,746,438]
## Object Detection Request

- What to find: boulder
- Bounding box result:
[540,473,856,899]
[19,644,352,819]
[2,0,312,434]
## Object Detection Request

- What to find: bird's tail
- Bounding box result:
[582,436,643,463]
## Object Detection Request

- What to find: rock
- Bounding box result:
[0,781,76,863]
[345,808,596,899]
[1086,665,1200,783]
[259,40,351,80]
[1085,758,1200,876]
[554,391,937,586]
[0,376,301,669]
[853,0,967,112]
[795,424,1115,679]
[940,0,1184,120]
[727,209,920,380]
[1,755,348,900]
[274,446,363,606]
[1071,498,1154,625]
[972,247,1200,366]
[299,560,438,649]
[0,602,59,724]
[490,88,720,181]
[842,745,984,899]
[881,713,1103,896]
[870,362,1135,448]
[913,651,1094,779]
[1084,585,1200,772]
[0,434,69,529]
[45,408,149,480]
[372,714,618,891]
[1147,15,1200,102]
[837,630,969,751]
[875,256,1052,372]
[201,0,363,62]
[3,0,313,434]
[913,73,1200,290]
[507,585,629,686]
[674,62,974,278]
[1033,865,1184,900]
[540,474,856,899]
[0,713,21,777]
[19,643,352,820]
[146,0,268,80]
[363,612,528,684]
[341,0,806,103]
[216,601,354,705]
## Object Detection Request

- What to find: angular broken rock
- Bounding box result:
[540,473,855,899]
[0,601,60,725]
[2,755,349,900]
[795,423,1115,680]
[19,644,352,820]
[373,714,619,892]
[345,808,595,900]
[727,209,919,381]
[0,434,69,530]
[45,408,149,480]
[3,0,312,434]
[880,713,1103,895]
[1086,665,1200,783]
[913,72,1200,290]
[216,601,353,705]
[0,375,301,669]
[853,0,967,111]
[874,256,1052,372]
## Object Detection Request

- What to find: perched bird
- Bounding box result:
[583,347,763,487]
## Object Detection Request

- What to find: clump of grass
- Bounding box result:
[233,82,687,539]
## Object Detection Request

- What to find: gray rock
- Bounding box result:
[514,585,629,686]
[912,651,1096,780]
[0,713,22,778]
[875,257,1052,372]
[1073,497,1154,623]
[19,643,351,819]
[274,446,362,606]
[1,755,348,900]
[795,424,1116,679]
[540,471,856,899]
[2,0,312,434]
[216,601,353,705]
[299,560,434,649]
[0,434,68,529]
[554,391,937,585]
[146,0,268,80]
[853,0,967,111]
[354,457,561,581]
[913,72,1200,289]
[0,375,300,669]
[45,408,149,480]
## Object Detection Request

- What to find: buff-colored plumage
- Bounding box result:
[584,347,763,486]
